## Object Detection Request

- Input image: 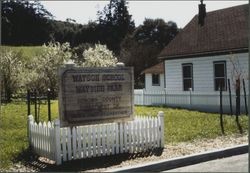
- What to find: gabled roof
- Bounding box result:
[159,4,249,60]
[141,62,164,74]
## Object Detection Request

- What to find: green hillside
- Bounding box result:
[0,46,44,60]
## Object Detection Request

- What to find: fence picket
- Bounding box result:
[48,124,53,160]
[72,127,77,159]
[111,124,115,155]
[42,122,45,156]
[67,127,72,161]
[82,127,86,158]
[47,122,51,158]
[87,126,91,158]
[146,117,150,150]
[152,118,155,147]
[106,124,110,156]
[131,122,134,153]
[38,122,42,155]
[101,124,105,156]
[97,125,101,156]
[115,123,119,154]
[49,123,54,160]
[157,117,161,147]
[134,121,137,152]
[35,123,38,155]
[158,111,165,148]
[149,117,153,149]
[62,128,67,161]
[109,124,113,155]
[44,122,48,158]
[93,126,96,157]
[141,118,145,151]
[124,123,127,153]
[119,123,124,153]
[138,120,141,152]
[154,118,158,147]
[54,120,61,165]
[77,127,82,158]
[41,122,44,155]
[128,122,132,153]
[137,121,141,152]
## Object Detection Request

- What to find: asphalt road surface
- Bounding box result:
[165,154,248,172]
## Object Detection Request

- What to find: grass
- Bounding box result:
[0,102,248,169]
[0,100,58,169]
[0,46,43,60]
[136,106,248,143]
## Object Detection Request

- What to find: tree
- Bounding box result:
[81,44,118,67]
[2,0,53,45]
[97,0,135,54]
[229,54,247,134]
[120,18,179,88]
[0,49,24,102]
[134,19,178,49]
[72,43,94,66]
[24,42,72,97]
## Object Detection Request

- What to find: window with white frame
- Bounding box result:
[214,61,227,91]
[152,74,160,86]
[182,63,193,91]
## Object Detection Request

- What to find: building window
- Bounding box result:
[182,63,193,91]
[152,74,160,86]
[214,61,227,91]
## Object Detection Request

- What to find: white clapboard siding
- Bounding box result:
[28,112,164,165]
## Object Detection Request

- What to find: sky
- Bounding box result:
[41,1,248,28]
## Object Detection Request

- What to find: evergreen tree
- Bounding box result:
[2,0,53,45]
[97,0,135,54]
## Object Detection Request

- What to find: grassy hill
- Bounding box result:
[0,46,44,60]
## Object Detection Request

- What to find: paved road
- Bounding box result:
[165,154,248,172]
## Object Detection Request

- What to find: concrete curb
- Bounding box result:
[106,144,248,172]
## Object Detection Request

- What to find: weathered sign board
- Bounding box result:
[58,65,134,127]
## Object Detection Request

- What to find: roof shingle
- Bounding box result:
[159,4,248,60]
[141,62,164,74]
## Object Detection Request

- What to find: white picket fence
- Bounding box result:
[28,112,165,165]
[134,89,248,113]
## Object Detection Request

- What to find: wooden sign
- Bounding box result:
[58,65,134,127]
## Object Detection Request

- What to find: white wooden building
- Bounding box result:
[141,62,165,91]
[136,4,249,113]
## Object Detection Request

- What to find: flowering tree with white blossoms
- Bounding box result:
[82,44,118,67]
[0,49,23,102]
[24,42,72,96]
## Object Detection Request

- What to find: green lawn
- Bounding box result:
[136,106,248,143]
[0,102,248,169]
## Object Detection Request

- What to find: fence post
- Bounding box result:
[142,89,145,105]
[54,119,61,165]
[27,115,34,148]
[219,86,225,135]
[228,79,233,116]
[189,88,192,108]
[27,90,31,116]
[243,79,248,115]
[34,90,38,123]
[236,79,241,116]
[157,111,164,148]
[164,89,167,105]
[47,88,51,121]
